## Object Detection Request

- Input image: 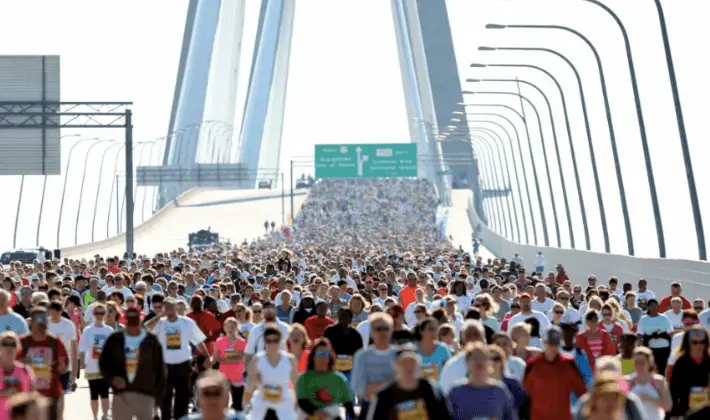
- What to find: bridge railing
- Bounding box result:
[454,190,710,299]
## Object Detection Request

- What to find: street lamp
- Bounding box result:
[468,76,582,250]
[471,62,600,250]
[467,118,530,245]
[470,136,507,237]
[457,104,547,246]
[485,22,657,257]
[463,90,564,248]
[56,137,101,248]
[32,133,81,248]
[74,139,116,245]
[478,46,616,252]
[581,0,704,260]
[471,128,520,243]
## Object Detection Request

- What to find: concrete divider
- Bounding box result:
[451,190,710,299]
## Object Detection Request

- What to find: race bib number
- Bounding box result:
[2,376,20,395]
[350,321,360,328]
[92,335,107,360]
[396,399,428,420]
[224,348,243,362]
[689,387,708,409]
[262,384,282,403]
[26,347,53,390]
[125,347,139,382]
[420,364,439,381]
[166,327,181,350]
[334,355,353,372]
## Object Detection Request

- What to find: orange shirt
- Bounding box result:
[399,286,418,310]
[304,315,335,341]
[187,310,222,354]
[297,349,310,372]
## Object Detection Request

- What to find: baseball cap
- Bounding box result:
[544,325,563,346]
[518,293,532,301]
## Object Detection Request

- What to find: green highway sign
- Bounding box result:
[315,143,418,179]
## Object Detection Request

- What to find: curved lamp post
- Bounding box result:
[139,139,166,223]
[56,137,101,248]
[486,23,654,256]
[467,118,530,244]
[459,103,548,246]
[28,133,81,248]
[469,77,580,250]
[74,139,116,245]
[443,125,522,243]
[582,0,703,260]
[120,141,152,227]
[471,61,598,251]
[464,90,564,248]
[469,138,502,233]
[87,141,124,242]
[471,128,520,243]
[479,45,619,253]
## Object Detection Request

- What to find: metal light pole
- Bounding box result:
[479,46,613,253]
[474,131,517,242]
[469,77,578,250]
[88,141,124,242]
[290,160,295,219]
[140,139,165,223]
[32,134,82,247]
[486,23,646,256]
[459,104,545,246]
[582,0,703,259]
[464,90,562,248]
[74,139,115,245]
[281,172,285,226]
[471,61,595,251]
[470,138,501,233]
[56,137,101,248]
[469,125,523,244]
[105,143,126,238]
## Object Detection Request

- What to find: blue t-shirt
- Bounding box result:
[418,342,451,374]
[502,376,527,411]
[0,312,28,335]
[447,381,519,420]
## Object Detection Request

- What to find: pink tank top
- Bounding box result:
[215,336,247,383]
[0,363,33,420]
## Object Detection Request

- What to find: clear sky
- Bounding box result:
[0,0,708,262]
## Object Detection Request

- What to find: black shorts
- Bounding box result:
[88,379,110,400]
[60,372,70,391]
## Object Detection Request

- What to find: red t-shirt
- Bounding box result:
[658,295,692,313]
[17,336,68,399]
[304,316,335,340]
[187,311,222,354]
[107,265,120,274]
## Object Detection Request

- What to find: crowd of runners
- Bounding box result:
[0,178,709,420]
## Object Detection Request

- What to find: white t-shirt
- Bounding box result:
[663,310,683,330]
[699,309,710,328]
[636,290,656,308]
[405,301,431,327]
[508,311,551,348]
[637,314,673,349]
[239,321,256,341]
[153,316,207,364]
[531,298,556,314]
[124,330,147,383]
[79,324,114,376]
[104,286,134,300]
[49,318,77,371]
[245,320,290,355]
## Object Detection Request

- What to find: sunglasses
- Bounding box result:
[264,338,280,345]
[373,326,391,332]
[694,307,704,312]
[253,310,262,314]
[314,350,331,357]
[554,311,564,315]
[200,389,223,398]
[34,316,48,323]
[691,340,705,345]
[0,341,16,348]
[94,311,106,316]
